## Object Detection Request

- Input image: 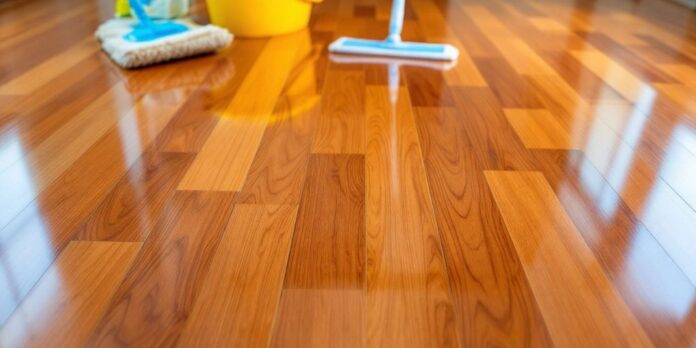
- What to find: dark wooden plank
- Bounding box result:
[403,66,456,107]
[272,154,365,347]
[87,191,236,347]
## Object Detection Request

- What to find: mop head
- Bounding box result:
[96,19,233,68]
[329,37,459,61]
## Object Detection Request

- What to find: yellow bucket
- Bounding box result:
[206,0,320,37]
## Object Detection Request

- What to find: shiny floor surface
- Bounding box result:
[1,0,696,346]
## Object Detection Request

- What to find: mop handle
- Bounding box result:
[128,0,154,26]
[387,0,405,41]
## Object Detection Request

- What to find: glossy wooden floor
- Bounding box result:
[1,0,696,346]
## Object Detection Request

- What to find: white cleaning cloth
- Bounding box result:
[96,19,233,68]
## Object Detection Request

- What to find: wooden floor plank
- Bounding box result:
[535,150,696,347]
[155,39,268,153]
[74,151,194,242]
[272,154,365,347]
[179,204,298,348]
[0,38,98,95]
[0,241,140,347]
[365,86,458,347]
[87,191,236,347]
[504,108,576,149]
[311,68,366,154]
[0,86,187,323]
[485,170,654,347]
[414,107,553,347]
[178,32,310,191]
[237,104,317,205]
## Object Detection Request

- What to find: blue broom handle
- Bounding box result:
[387,0,405,42]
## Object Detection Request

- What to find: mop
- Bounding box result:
[328,0,458,61]
[96,0,232,68]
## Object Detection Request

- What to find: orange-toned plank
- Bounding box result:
[75,151,194,242]
[238,105,317,204]
[463,6,555,76]
[0,39,98,95]
[87,191,236,347]
[272,154,365,347]
[535,150,696,347]
[571,49,657,104]
[537,51,626,103]
[528,17,568,31]
[653,84,696,116]
[580,32,678,83]
[0,86,187,323]
[0,81,135,230]
[485,170,654,348]
[178,32,310,191]
[0,241,140,347]
[0,81,185,233]
[179,204,298,347]
[365,86,458,346]
[504,108,576,149]
[414,107,553,347]
[658,64,696,88]
[473,57,544,108]
[311,68,366,154]
[410,0,486,86]
[155,39,267,153]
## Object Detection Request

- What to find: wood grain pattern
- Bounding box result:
[312,68,366,154]
[178,32,310,190]
[0,241,140,348]
[75,151,194,241]
[365,86,458,347]
[414,107,553,347]
[485,171,654,347]
[1,0,696,345]
[179,204,298,348]
[87,191,236,347]
[272,154,365,347]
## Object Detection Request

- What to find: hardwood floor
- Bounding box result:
[1,0,696,346]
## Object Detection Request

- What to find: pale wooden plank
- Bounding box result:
[0,241,140,348]
[179,204,298,347]
[178,31,311,191]
[504,108,577,149]
[485,170,654,348]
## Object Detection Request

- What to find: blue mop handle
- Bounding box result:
[128,0,154,26]
[387,0,405,42]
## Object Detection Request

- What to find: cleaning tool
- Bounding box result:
[97,0,232,68]
[206,0,321,37]
[328,0,458,61]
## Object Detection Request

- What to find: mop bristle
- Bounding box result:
[96,19,233,68]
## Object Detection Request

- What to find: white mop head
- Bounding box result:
[96,19,233,68]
